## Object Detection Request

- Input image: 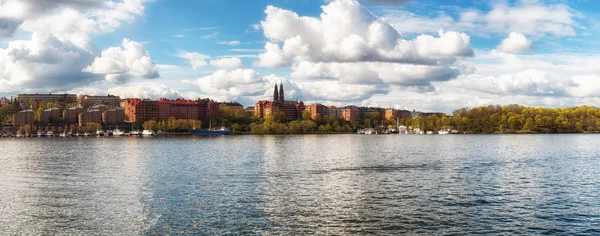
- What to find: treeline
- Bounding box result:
[447,105,600,134]
[142,117,201,132]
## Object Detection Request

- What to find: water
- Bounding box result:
[1,134,599,234]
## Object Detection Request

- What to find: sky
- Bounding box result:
[0,0,599,114]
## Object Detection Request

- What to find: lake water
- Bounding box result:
[0,134,599,234]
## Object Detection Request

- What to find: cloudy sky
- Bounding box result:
[0,0,599,113]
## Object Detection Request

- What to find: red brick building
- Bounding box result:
[124,98,159,124]
[158,98,200,121]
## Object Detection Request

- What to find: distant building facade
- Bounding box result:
[343,106,360,122]
[40,107,60,124]
[254,83,305,121]
[79,109,102,126]
[79,95,121,107]
[63,106,84,125]
[12,94,76,109]
[103,108,125,125]
[13,110,34,126]
[124,98,159,124]
[158,98,200,121]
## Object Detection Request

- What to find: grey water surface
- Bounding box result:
[1,134,599,234]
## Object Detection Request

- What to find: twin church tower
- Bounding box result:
[273,83,284,103]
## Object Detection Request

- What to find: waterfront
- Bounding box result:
[1,135,599,234]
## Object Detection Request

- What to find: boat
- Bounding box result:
[130,130,141,136]
[37,131,45,137]
[96,129,104,136]
[190,127,231,135]
[16,131,24,138]
[438,129,449,135]
[113,128,125,136]
[47,131,55,137]
[59,132,68,137]
[142,130,155,136]
[83,132,92,137]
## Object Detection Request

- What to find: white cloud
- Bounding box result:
[209,57,243,69]
[0,32,99,93]
[257,1,473,66]
[176,51,210,70]
[292,60,461,87]
[107,84,182,99]
[496,32,533,54]
[183,69,268,100]
[202,32,219,39]
[83,38,160,84]
[217,41,241,45]
[253,42,292,67]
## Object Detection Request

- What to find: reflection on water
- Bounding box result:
[1,135,600,234]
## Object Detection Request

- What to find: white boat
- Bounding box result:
[96,129,104,136]
[438,129,449,135]
[83,132,92,137]
[130,130,141,136]
[37,131,45,137]
[59,132,68,137]
[142,130,155,136]
[113,129,125,136]
[47,131,55,137]
[16,131,24,138]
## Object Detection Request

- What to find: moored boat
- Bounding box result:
[142,130,155,136]
[190,127,231,135]
[113,129,125,136]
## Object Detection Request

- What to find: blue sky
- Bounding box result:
[1,0,600,113]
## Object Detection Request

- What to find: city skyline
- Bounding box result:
[0,0,599,114]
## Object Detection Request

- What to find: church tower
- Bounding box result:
[278,82,284,102]
[273,83,279,102]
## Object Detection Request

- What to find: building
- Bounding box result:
[40,107,60,124]
[325,106,344,118]
[198,98,220,121]
[343,106,360,122]
[79,94,121,107]
[79,109,102,126]
[157,98,200,121]
[123,98,159,124]
[12,94,76,109]
[90,104,107,114]
[13,109,34,126]
[63,106,84,125]
[254,83,305,121]
[309,103,326,120]
[385,109,412,120]
[0,97,10,107]
[103,108,125,125]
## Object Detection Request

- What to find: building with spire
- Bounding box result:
[254,82,304,120]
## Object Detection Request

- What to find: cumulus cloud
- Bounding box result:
[292,61,461,87]
[177,51,210,70]
[3,0,149,38]
[210,57,243,69]
[83,38,160,84]
[107,84,182,99]
[253,42,292,67]
[0,32,98,93]
[257,1,473,66]
[183,69,269,99]
[496,32,533,54]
